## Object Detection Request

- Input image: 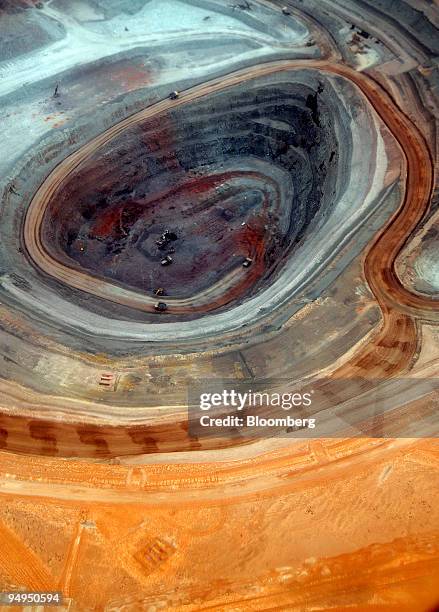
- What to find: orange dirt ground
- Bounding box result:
[1,2,438,610]
[0,437,438,610]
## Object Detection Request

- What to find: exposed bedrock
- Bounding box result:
[0,3,438,608]
[0,0,436,442]
[0,2,66,60]
[1,63,399,355]
[396,212,439,298]
[5,62,402,356]
[41,75,339,311]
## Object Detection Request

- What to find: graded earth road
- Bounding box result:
[1,57,435,458]
[24,59,435,322]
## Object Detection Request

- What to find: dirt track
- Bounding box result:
[7,59,435,458]
[1,1,438,607]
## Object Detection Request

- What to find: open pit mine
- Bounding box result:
[0,0,438,609]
